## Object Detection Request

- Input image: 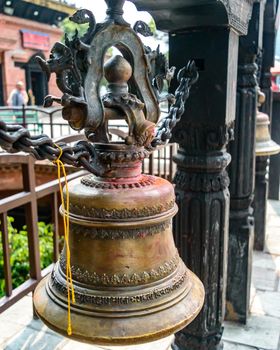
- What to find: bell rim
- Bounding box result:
[48,259,189,313]
[255,140,280,156]
[34,269,204,346]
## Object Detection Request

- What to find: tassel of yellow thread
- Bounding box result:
[54,144,75,336]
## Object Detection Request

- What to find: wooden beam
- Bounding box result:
[23,0,76,16]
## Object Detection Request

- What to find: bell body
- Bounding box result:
[34,144,204,346]
[255,111,280,156]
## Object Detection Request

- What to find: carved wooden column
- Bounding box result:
[172,127,232,350]
[254,0,279,250]
[169,28,238,348]
[226,1,264,324]
[253,156,269,250]
[130,1,253,349]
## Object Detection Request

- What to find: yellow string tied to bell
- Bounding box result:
[54,144,75,336]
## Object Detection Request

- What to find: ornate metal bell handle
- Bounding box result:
[0,61,198,175]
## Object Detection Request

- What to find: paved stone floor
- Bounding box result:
[0,200,280,350]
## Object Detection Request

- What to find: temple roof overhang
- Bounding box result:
[130,0,254,35]
[0,0,76,26]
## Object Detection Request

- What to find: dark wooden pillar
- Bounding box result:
[254,0,279,250]
[260,0,278,116]
[253,156,269,250]
[226,1,264,324]
[170,28,237,350]
[130,1,254,349]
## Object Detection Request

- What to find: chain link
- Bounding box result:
[0,121,96,174]
[151,60,198,149]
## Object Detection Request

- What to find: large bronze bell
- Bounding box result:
[255,110,280,156]
[255,91,280,156]
[34,141,204,345]
[33,1,204,347]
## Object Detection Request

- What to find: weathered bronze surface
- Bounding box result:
[33,0,204,346]
[256,91,280,156]
[34,143,204,345]
[255,111,280,156]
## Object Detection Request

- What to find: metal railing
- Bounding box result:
[143,144,177,181]
[0,106,72,138]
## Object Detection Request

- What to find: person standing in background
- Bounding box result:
[7,81,28,106]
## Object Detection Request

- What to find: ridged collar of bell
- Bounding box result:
[36,0,198,178]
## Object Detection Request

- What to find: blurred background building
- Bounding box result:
[0,0,76,106]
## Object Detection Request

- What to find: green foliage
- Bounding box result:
[0,217,54,298]
[59,17,89,42]
[106,47,114,57]
[148,18,168,47]
[148,19,157,35]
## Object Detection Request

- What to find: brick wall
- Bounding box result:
[0,13,62,104]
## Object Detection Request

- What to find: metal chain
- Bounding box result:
[0,121,97,174]
[150,60,199,149]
